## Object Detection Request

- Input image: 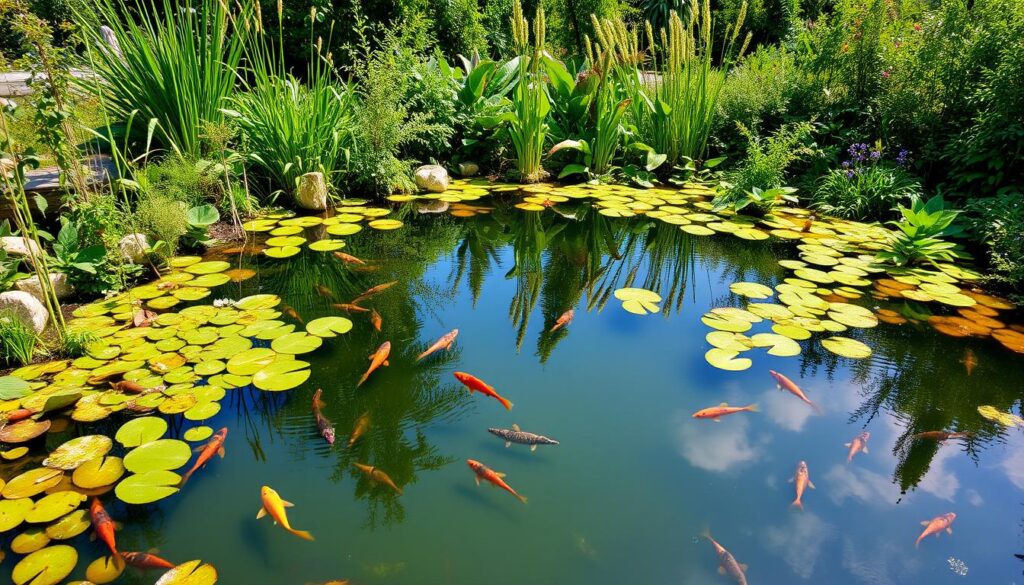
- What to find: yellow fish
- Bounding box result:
[257,486,314,541]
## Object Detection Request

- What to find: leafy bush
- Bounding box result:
[812,142,922,220]
[49,219,107,294]
[432,0,489,58]
[712,185,798,216]
[57,328,96,359]
[76,0,250,157]
[878,195,965,266]
[137,157,220,207]
[135,192,189,254]
[966,194,1024,292]
[0,310,37,367]
[714,46,800,150]
[721,122,811,201]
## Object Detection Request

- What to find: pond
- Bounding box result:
[2,185,1023,585]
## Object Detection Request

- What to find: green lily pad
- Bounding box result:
[772,323,812,340]
[701,312,752,333]
[183,426,213,442]
[115,417,168,448]
[226,348,277,375]
[234,294,281,311]
[2,469,63,499]
[12,527,50,554]
[44,435,113,470]
[123,439,191,473]
[158,394,198,414]
[326,223,362,236]
[826,303,879,328]
[270,332,323,355]
[43,509,91,540]
[184,401,221,421]
[85,555,125,583]
[0,375,32,400]
[729,282,774,299]
[115,470,181,504]
[12,545,77,585]
[306,316,354,338]
[750,333,802,357]
[155,559,218,585]
[25,492,85,524]
[72,456,125,489]
[184,261,230,275]
[265,235,306,247]
[252,360,311,392]
[263,246,301,259]
[308,239,346,252]
[613,288,662,303]
[705,349,753,371]
[368,219,403,230]
[621,299,661,315]
[821,336,872,359]
[705,331,753,352]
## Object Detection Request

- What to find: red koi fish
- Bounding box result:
[3,408,35,424]
[121,551,175,570]
[90,498,119,557]
[370,309,382,332]
[769,370,820,412]
[180,427,227,486]
[453,372,513,410]
[332,303,370,314]
[353,463,403,495]
[312,390,335,445]
[466,459,527,504]
[333,251,366,265]
[691,403,758,422]
[351,280,399,305]
[845,431,870,463]
[916,512,956,548]
[702,530,748,585]
[348,413,370,447]
[789,461,816,509]
[550,309,575,333]
[416,329,459,361]
[358,342,391,387]
[961,349,977,376]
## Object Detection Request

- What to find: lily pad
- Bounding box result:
[621,298,661,315]
[72,457,125,489]
[12,528,50,553]
[123,439,192,473]
[308,239,346,252]
[155,559,218,585]
[115,417,168,448]
[43,509,91,540]
[0,498,34,532]
[826,303,879,328]
[306,316,354,338]
[252,360,311,392]
[12,545,77,585]
[115,470,181,504]
[227,348,277,375]
[234,294,281,311]
[184,401,221,421]
[85,555,124,584]
[271,332,323,355]
[704,349,753,371]
[820,336,872,359]
[44,436,113,471]
[184,261,230,275]
[0,419,51,444]
[729,282,773,299]
[701,312,752,333]
[25,492,85,524]
[183,426,213,442]
[749,333,802,357]
[368,219,403,230]
[0,376,32,400]
[613,288,662,303]
[326,223,362,236]
[705,331,753,352]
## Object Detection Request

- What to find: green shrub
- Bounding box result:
[812,142,922,220]
[135,192,189,254]
[57,328,96,359]
[0,311,37,367]
[137,157,219,207]
[714,47,799,150]
[966,194,1024,293]
[877,195,965,266]
[433,0,489,58]
[722,122,812,199]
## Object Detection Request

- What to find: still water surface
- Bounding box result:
[32,202,1024,583]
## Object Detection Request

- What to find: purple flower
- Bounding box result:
[844,170,856,179]
[896,149,910,167]
[870,150,881,161]
[841,160,851,169]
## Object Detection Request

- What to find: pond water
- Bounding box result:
[5,194,1024,584]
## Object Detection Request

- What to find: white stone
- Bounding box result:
[417,200,449,214]
[295,172,329,211]
[15,272,73,301]
[118,233,150,264]
[458,162,480,177]
[414,165,449,193]
[0,290,49,334]
[0,236,42,258]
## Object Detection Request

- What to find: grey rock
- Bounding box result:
[414,165,449,193]
[0,290,49,334]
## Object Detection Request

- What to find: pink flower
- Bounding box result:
[882,70,891,79]
[914,24,922,31]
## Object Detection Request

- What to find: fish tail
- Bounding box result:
[498,396,513,411]
[356,373,368,387]
[291,529,315,542]
[791,498,803,510]
[516,493,528,504]
[178,470,193,487]
[699,527,713,542]
[810,400,823,414]
[746,403,759,413]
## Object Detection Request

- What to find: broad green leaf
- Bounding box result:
[115,417,168,448]
[115,470,181,504]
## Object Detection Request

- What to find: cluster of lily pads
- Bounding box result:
[242,203,400,258]
[0,255,356,583]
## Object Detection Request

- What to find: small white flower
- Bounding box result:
[213,298,236,308]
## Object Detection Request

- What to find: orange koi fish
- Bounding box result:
[691,403,758,422]
[353,463,403,495]
[90,498,119,557]
[961,349,977,376]
[845,431,870,463]
[789,461,815,509]
[283,305,304,324]
[312,390,335,445]
[550,309,575,333]
[466,459,527,504]
[257,486,314,541]
[351,280,398,305]
[769,370,820,412]
[348,413,370,447]
[416,329,459,361]
[109,380,148,394]
[180,427,227,486]
[121,551,175,570]
[370,309,382,332]
[916,512,956,548]
[3,408,35,424]
[911,431,972,442]
[332,303,370,314]
[333,251,365,265]
[358,341,391,387]
[315,284,336,299]
[701,530,748,585]
[453,372,513,410]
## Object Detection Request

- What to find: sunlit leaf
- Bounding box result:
[72,457,125,489]
[44,436,113,471]
[115,417,167,448]
[306,317,353,338]
[12,544,77,585]
[820,336,872,359]
[115,470,181,504]
[155,559,218,585]
[123,439,192,473]
[704,349,752,371]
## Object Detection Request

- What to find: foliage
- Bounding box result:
[135,192,189,255]
[965,194,1024,293]
[56,328,96,359]
[714,46,800,151]
[503,1,549,183]
[482,0,515,58]
[75,0,250,157]
[543,0,627,57]
[0,222,29,292]
[713,185,798,216]
[877,195,964,266]
[812,142,922,220]
[450,54,516,169]
[432,0,489,59]
[0,311,37,367]
[721,122,811,202]
[184,204,220,246]
[48,219,108,293]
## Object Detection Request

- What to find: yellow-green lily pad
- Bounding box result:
[306,316,353,338]
[123,439,191,473]
[821,336,872,359]
[308,239,346,252]
[43,435,113,471]
[704,349,753,371]
[115,417,168,448]
[750,333,802,357]
[72,456,125,489]
[729,282,774,299]
[155,559,218,585]
[25,492,85,524]
[252,360,311,392]
[0,498,34,532]
[183,426,213,442]
[114,470,181,504]
[43,509,91,540]
[12,544,77,585]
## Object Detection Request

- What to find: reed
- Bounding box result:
[508,1,550,183]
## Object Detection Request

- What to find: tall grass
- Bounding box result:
[75,0,250,158]
[509,1,550,183]
[0,311,38,367]
[224,6,355,198]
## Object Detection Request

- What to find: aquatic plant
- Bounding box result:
[506,1,550,183]
[878,196,965,266]
[720,122,812,202]
[712,185,798,216]
[74,0,250,157]
[0,310,38,366]
[812,142,922,220]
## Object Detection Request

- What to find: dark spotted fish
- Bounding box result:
[312,389,335,445]
[702,531,748,585]
[488,424,559,451]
